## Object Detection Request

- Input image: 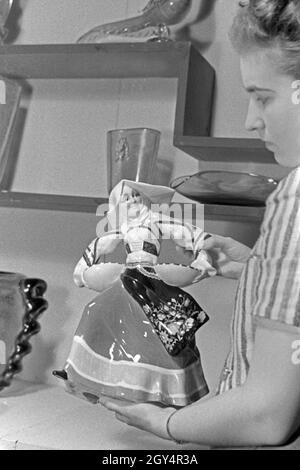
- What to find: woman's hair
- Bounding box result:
[229,0,300,76]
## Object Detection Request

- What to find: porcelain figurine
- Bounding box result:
[77,0,192,43]
[0,272,48,391]
[53,180,216,406]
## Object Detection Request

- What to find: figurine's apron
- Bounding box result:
[65,265,209,406]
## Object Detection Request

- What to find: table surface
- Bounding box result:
[0,380,207,451]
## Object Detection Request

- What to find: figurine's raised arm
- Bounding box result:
[73,230,122,287]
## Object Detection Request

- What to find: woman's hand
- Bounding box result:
[99,396,175,441]
[202,235,251,279]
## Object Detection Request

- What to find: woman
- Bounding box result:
[54,180,216,407]
[100,0,300,448]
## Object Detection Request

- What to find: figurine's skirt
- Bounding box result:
[65,270,209,406]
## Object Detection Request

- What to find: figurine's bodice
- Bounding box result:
[122,218,161,266]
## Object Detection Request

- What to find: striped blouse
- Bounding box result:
[218,165,300,394]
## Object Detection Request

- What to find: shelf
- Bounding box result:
[0,42,275,164]
[0,42,215,158]
[0,42,272,216]
[174,136,275,163]
[0,190,264,221]
[0,43,186,79]
[0,191,106,213]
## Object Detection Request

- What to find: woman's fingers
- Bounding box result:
[100,398,146,429]
[99,396,132,411]
[115,412,131,425]
[99,398,135,426]
[202,234,230,251]
[175,245,194,260]
[99,397,137,425]
[219,261,245,279]
[203,235,251,263]
[100,398,177,440]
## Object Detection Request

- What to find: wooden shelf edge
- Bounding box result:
[0,42,190,54]
[0,191,264,221]
[0,42,191,79]
[174,136,267,149]
[0,191,107,213]
[174,138,275,163]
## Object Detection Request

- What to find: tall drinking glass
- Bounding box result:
[107,127,161,193]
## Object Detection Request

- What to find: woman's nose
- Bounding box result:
[245,99,265,132]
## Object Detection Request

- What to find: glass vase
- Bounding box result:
[77,0,192,43]
[107,127,161,193]
[0,77,22,190]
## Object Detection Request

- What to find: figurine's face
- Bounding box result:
[119,185,149,221]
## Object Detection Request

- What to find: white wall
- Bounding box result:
[0,1,269,391]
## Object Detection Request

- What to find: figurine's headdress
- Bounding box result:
[106,179,175,229]
[109,179,174,208]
